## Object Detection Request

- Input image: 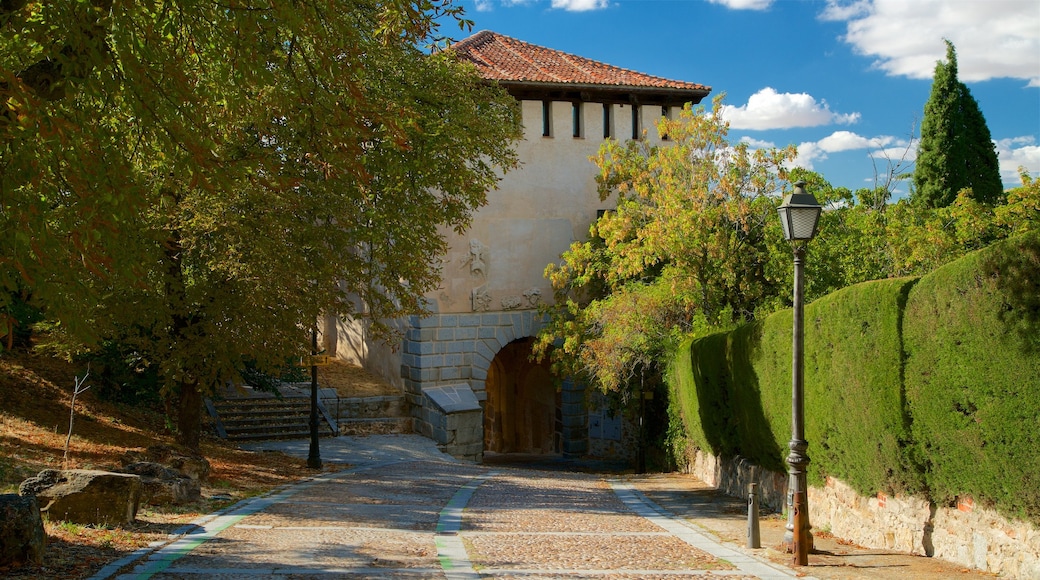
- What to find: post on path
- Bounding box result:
[747,482,761,549]
[307,326,322,469]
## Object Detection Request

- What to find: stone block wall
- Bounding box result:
[687,450,787,513]
[559,379,588,456]
[400,310,544,406]
[420,384,484,461]
[687,449,1040,577]
[810,477,932,555]
[400,309,589,460]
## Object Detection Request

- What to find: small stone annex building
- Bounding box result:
[328,31,710,460]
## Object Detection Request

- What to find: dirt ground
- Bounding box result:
[0,351,350,579]
[313,359,399,398]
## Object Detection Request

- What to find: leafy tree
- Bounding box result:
[996,168,1040,234]
[1,1,521,450]
[913,40,1002,208]
[536,98,793,393]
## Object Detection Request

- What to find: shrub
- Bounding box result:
[801,277,922,494]
[671,276,923,494]
[904,231,1040,522]
[666,332,736,460]
[80,340,163,406]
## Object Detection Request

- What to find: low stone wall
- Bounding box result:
[687,450,786,513]
[810,477,931,556]
[333,395,406,420]
[931,497,1040,577]
[687,449,1040,577]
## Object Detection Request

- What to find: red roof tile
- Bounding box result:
[450,31,710,94]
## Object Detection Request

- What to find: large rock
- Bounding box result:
[121,445,210,482]
[20,469,140,525]
[0,494,45,567]
[118,462,201,506]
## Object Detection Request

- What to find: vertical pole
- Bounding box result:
[307,326,322,469]
[783,244,811,565]
[638,374,646,474]
[747,482,761,548]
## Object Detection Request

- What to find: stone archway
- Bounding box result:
[483,337,560,454]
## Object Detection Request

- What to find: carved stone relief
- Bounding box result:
[500,295,522,310]
[523,288,542,306]
[471,285,492,312]
[462,238,488,281]
[463,238,491,312]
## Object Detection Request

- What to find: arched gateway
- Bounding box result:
[484,338,557,454]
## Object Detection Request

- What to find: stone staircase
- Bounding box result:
[205,386,339,441]
[206,384,411,441]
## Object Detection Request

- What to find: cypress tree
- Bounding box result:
[913,41,1003,207]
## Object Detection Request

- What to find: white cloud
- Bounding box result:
[550,0,608,11]
[720,87,860,130]
[740,136,775,148]
[474,0,494,11]
[706,0,773,10]
[790,130,910,170]
[995,136,1040,185]
[821,0,1040,85]
[816,130,893,152]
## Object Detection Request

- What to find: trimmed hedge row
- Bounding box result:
[670,276,919,494]
[668,232,1040,522]
[904,230,1040,521]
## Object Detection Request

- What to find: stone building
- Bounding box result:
[329,31,710,460]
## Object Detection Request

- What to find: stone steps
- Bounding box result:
[207,385,411,440]
[206,393,338,441]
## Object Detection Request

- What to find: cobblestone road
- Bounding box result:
[97,436,991,580]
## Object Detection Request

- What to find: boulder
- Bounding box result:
[20,469,140,526]
[121,444,210,482]
[118,462,201,506]
[0,494,45,567]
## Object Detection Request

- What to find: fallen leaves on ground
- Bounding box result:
[0,350,349,579]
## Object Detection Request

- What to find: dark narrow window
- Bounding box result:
[661,106,671,141]
[631,105,640,140]
[572,102,583,138]
[603,104,612,138]
[542,101,552,137]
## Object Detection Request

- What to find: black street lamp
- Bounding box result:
[777,180,821,566]
[307,326,323,469]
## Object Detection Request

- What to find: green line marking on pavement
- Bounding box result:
[99,460,405,580]
[435,471,498,580]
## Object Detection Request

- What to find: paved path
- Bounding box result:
[99,436,800,579]
[99,435,991,579]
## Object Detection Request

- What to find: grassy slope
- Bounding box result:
[0,350,346,579]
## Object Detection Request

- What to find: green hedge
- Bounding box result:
[669,232,1040,524]
[668,332,736,460]
[801,277,921,494]
[668,276,919,492]
[904,231,1040,521]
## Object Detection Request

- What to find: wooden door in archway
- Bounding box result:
[484,338,559,453]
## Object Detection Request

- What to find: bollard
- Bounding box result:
[747,482,761,548]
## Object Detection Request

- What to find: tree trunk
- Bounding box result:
[176,379,202,452]
[164,226,202,452]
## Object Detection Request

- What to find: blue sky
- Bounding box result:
[457,0,1040,198]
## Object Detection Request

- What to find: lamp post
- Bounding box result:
[777,180,821,566]
[307,325,322,469]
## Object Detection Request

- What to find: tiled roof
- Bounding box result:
[450,31,710,94]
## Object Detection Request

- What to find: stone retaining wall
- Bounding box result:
[687,450,787,512]
[687,449,1040,577]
